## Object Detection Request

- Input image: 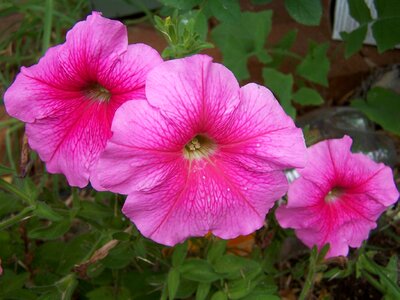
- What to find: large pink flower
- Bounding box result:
[276,136,399,258]
[4,12,162,187]
[96,54,307,246]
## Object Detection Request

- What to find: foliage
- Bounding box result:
[0,0,399,299]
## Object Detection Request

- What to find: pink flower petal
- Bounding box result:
[217,83,307,170]
[276,136,399,257]
[123,154,288,246]
[98,55,307,245]
[145,54,240,131]
[4,12,162,187]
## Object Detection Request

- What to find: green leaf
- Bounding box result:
[212,11,272,80]
[296,42,330,86]
[245,293,280,300]
[211,291,228,300]
[180,259,221,283]
[102,242,135,269]
[34,202,63,221]
[352,87,400,135]
[196,282,211,300]
[341,25,368,58]
[0,271,29,296]
[284,0,322,26]
[214,255,262,280]
[55,274,78,300]
[207,239,227,264]
[158,0,202,10]
[112,231,131,241]
[28,219,71,240]
[371,0,400,52]
[270,29,298,68]
[374,0,400,18]
[348,0,372,24]
[262,68,295,117]
[172,241,188,267]
[227,274,265,299]
[207,0,241,22]
[86,286,131,300]
[168,267,180,300]
[372,18,400,52]
[292,87,324,105]
[175,278,198,298]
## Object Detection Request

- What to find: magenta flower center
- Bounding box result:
[84,83,111,103]
[324,187,344,203]
[184,134,216,160]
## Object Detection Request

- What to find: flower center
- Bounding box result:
[84,83,111,103]
[184,134,216,160]
[324,187,344,203]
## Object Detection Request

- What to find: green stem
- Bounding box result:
[361,270,385,294]
[42,0,53,54]
[299,256,317,300]
[0,206,35,231]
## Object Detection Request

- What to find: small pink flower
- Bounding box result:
[96,55,307,246]
[4,12,162,187]
[276,136,399,258]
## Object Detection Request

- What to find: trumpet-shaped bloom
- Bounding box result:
[4,12,162,187]
[96,54,307,246]
[276,136,399,258]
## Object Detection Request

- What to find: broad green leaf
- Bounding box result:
[158,0,202,10]
[262,68,295,117]
[284,0,322,26]
[269,29,297,67]
[180,259,221,283]
[168,267,180,300]
[292,87,324,105]
[196,282,211,300]
[374,0,400,18]
[352,87,400,135]
[212,11,272,80]
[28,219,71,240]
[207,0,241,22]
[211,291,228,300]
[372,0,400,52]
[256,49,272,64]
[372,18,400,52]
[296,42,330,86]
[341,25,368,57]
[348,0,372,24]
[172,241,188,267]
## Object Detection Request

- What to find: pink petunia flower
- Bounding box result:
[96,54,307,246]
[276,136,399,258]
[4,12,162,187]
